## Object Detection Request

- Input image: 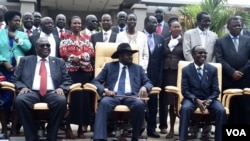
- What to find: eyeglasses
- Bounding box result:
[39,44,51,48]
[196,51,208,55]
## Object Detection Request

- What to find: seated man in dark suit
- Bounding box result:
[92,43,153,141]
[179,46,226,141]
[11,37,73,141]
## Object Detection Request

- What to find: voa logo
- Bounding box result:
[226,129,246,136]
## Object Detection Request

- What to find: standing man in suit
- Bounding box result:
[179,46,226,141]
[80,14,98,37]
[111,11,127,33]
[11,37,73,141]
[215,16,250,124]
[91,14,117,48]
[143,15,164,138]
[183,11,218,62]
[0,5,8,29]
[19,12,34,37]
[92,43,153,141]
[53,14,70,39]
[154,7,170,39]
[27,17,60,57]
[32,11,42,34]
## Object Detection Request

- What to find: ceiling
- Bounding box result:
[41,0,135,12]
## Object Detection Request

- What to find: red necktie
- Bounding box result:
[39,59,47,96]
[26,30,32,36]
[157,23,162,35]
[60,29,64,38]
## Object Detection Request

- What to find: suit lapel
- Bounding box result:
[48,56,55,79]
[30,56,37,87]
[109,32,116,42]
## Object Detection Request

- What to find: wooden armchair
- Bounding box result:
[4,57,82,139]
[165,61,243,139]
[83,42,161,140]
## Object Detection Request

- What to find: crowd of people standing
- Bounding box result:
[0,4,250,141]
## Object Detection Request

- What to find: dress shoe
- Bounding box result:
[147,131,160,138]
[65,127,75,139]
[160,128,167,134]
[202,132,214,139]
[77,130,85,139]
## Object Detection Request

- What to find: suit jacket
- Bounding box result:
[91,61,153,96]
[183,28,218,62]
[215,34,250,89]
[52,28,70,38]
[163,36,185,70]
[242,29,250,36]
[182,63,220,101]
[145,32,165,85]
[0,29,31,62]
[26,33,60,57]
[160,22,170,39]
[111,26,119,33]
[11,55,73,92]
[91,31,117,48]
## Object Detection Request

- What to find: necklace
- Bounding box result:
[126,31,138,44]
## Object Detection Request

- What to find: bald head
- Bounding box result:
[85,14,97,31]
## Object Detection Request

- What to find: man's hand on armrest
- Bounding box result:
[19,87,33,95]
[138,86,147,98]
[52,88,64,95]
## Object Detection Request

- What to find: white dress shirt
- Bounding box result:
[32,56,55,91]
[113,63,132,94]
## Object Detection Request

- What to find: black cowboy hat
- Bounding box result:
[111,43,138,59]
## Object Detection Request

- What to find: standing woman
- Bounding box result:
[161,19,184,138]
[59,16,95,139]
[116,13,149,72]
[0,10,31,138]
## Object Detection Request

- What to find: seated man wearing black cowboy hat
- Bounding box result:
[91,43,153,141]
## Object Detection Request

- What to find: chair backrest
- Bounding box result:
[94,42,139,77]
[175,61,222,115]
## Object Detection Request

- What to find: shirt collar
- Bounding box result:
[194,63,204,70]
[143,29,153,37]
[23,27,33,32]
[119,62,127,70]
[229,34,239,39]
[37,56,49,63]
[57,27,64,32]
[103,29,111,35]
[197,27,207,35]
[40,31,52,37]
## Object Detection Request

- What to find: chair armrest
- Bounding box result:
[243,88,250,95]
[222,88,243,109]
[165,86,179,94]
[149,87,161,95]
[67,83,83,104]
[0,81,16,99]
[0,81,15,88]
[69,83,81,90]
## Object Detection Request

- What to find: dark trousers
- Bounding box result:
[146,94,158,133]
[15,91,67,141]
[179,99,226,141]
[93,96,146,140]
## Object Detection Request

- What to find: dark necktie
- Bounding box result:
[197,67,203,80]
[60,29,64,38]
[120,28,123,32]
[117,66,126,95]
[232,36,239,52]
[39,59,47,96]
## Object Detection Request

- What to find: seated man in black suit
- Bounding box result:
[11,37,73,141]
[179,46,226,141]
[92,43,153,141]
